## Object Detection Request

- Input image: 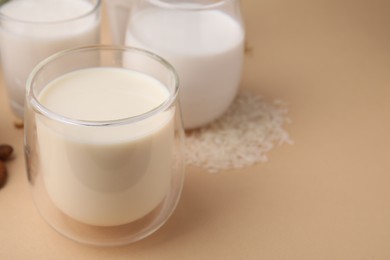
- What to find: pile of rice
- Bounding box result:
[185,91,292,173]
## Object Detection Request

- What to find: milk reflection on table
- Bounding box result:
[36,67,174,226]
[125,7,244,129]
[0,0,100,118]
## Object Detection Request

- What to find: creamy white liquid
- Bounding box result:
[36,67,174,226]
[126,8,244,129]
[0,0,100,117]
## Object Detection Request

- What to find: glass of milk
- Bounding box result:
[0,0,101,118]
[24,45,185,246]
[123,0,245,129]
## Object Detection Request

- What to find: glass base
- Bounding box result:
[30,167,183,247]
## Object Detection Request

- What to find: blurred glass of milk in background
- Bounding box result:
[106,0,245,129]
[0,0,101,118]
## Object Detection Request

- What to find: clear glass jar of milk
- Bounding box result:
[0,0,101,118]
[124,0,245,129]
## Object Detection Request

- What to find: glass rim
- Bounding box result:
[148,0,231,10]
[26,45,180,127]
[0,0,101,25]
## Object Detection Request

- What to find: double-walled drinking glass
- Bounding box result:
[24,45,185,246]
[0,0,101,118]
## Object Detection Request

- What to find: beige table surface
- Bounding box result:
[1,0,390,259]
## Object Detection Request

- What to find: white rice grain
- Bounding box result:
[185,91,292,173]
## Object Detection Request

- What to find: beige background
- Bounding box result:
[1,0,390,259]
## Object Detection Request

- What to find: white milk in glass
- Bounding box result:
[0,0,100,117]
[126,8,244,129]
[36,67,174,226]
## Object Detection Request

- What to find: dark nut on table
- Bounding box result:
[0,144,13,161]
[13,121,24,129]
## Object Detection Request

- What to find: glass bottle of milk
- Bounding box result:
[124,0,245,129]
[0,0,101,118]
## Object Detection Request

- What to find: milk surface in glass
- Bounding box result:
[125,8,244,129]
[0,0,100,117]
[36,67,174,227]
